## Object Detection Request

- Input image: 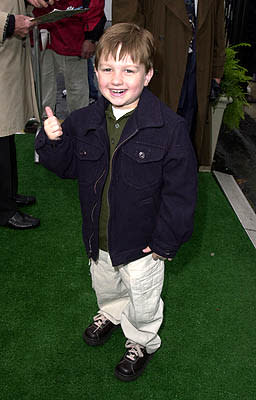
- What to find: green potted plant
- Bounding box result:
[210,43,251,163]
[221,43,251,129]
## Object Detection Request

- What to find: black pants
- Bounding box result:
[177,50,198,139]
[0,135,18,225]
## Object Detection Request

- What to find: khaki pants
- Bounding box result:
[90,250,165,354]
[40,49,89,116]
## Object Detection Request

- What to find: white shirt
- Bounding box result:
[112,106,134,120]
[195,0,198,17]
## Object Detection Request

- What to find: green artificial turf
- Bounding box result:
[0,134,256,400]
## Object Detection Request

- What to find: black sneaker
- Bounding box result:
[115,340,155,382]
[83,313,120,346]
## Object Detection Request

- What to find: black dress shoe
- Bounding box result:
[83,313,120,346]
[115,341,155,382]
[6,211,40,229]
[14,194,36,207]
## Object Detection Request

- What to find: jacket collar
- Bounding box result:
[84,87,164,135]
[83,95,109,133]
[134,87,164,129]
[162,0,192,29]
[162,0,215,31]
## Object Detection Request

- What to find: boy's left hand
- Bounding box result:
[143,246,172,261]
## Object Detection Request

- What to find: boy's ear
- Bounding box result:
[144,68,154,87]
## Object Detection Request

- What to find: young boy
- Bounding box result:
[35,23,197,382]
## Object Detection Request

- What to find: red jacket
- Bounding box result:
[33,0,105,56]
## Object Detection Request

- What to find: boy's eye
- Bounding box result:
[125,69,135,73]
[102,68,111,72]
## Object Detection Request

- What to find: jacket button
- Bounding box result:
[138,151,145,159]
[115,123,120,128]
[80,151,87,156]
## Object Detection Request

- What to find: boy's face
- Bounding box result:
[96,50,153,110]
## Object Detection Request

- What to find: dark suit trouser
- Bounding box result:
[177,50,197,139]
[0,135,18,225]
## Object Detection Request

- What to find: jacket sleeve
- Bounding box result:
[35,116,79,179]
[84,14,106,41]
[212,0,225,78]
[148,119,198,259]
[82,0,105,33]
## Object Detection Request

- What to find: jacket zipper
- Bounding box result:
[89,168,106,256]
[94,169,106,195]
[108,129,139,254]
[88,202,97,255]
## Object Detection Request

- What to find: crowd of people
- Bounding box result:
[1,0,227,383]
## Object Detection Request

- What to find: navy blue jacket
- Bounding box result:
[36,88,198,266]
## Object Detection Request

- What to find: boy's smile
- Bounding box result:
[96,50,153,111]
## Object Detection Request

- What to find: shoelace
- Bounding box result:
[125,340,144,361]
[93,313,108,331]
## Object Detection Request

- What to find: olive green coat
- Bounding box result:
[0,1,38,138]
[112,0,225,165]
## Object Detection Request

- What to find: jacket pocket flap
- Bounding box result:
[76,142,104,161]
[122,142,165,163]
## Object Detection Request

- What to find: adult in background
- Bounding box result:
[33,0,106,117]
[112,0,226,166]
[0,0,57,230]
[84,0,106,104]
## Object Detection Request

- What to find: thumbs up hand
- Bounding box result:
[44,106,63,141]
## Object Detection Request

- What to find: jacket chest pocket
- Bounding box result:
[75,140,104,185]
[121,142,165,189]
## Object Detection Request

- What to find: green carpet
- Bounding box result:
[1,134,255,400]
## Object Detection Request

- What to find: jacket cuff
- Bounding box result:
[5,14,15,38]
[148,239,178,259]
[0,13,12,44]
[212,65,224,79]
[35,128,63,151]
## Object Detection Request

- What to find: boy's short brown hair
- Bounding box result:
[95,23,155,73]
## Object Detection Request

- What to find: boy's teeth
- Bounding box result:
[112,90,124,93]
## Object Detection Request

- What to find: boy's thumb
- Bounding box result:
[45,106,54,118]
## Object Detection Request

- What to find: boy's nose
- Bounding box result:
[111,71,123,85]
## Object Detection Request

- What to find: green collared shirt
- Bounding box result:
[99,104,134,251]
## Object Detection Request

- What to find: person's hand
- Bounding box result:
[213,78,221,85]
[27,0,58,7]
[44,107,63,140]
[81,40,96,59]
[142,246,172,261]
[14,15,35,38]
